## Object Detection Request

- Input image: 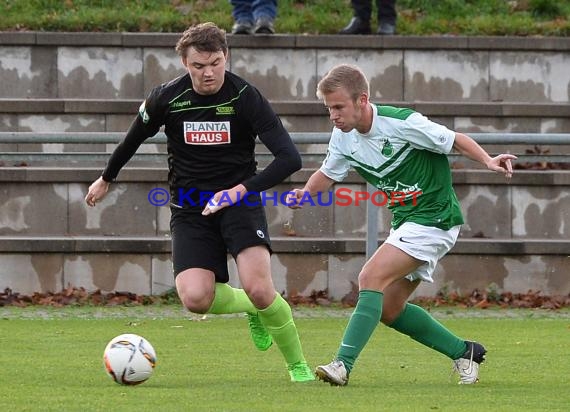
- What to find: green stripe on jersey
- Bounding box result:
[377,105,415,120]
[345,142,411,177]
[354,147,464,230]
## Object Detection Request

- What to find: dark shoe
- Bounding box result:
[339,17,371,35]
[232,20,253,35]
[377,22,396,35]
[254,16,275,34]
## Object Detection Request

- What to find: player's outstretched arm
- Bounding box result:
[452,132,517,178]
[86,115,158,207]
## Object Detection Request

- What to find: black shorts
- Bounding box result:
[170,195,272,283]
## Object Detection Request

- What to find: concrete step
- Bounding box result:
[2,166,570,239]
[1,167,569,240]
[2,33,570,134]
[1,235,568,254]
[1,236,568,298]
[1,98,569,134]
[2,33,570,106]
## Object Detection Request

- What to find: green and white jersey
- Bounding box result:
[321,104,464,230]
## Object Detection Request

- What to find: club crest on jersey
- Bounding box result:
[381,139,394,157]
[183,121,231,145]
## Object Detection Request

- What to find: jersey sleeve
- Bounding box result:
[240,86,302,192]
[101,89,164,182]
[397,112,455,154]
[319,131,351,182]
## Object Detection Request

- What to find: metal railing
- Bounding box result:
[1,132,570,163]
[2,131,570,144]
[2,131,570,259]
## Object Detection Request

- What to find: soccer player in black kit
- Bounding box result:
[85,22,315,382]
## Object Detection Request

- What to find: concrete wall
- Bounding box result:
[1,33,570,134]
[1,168,569,298]
[1,32,569,298]
[2,34,570,102]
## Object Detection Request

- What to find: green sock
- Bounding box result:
[258,294,306,366]
[337,290,383,373]
[388,303,467,359]
[206,283,256,314]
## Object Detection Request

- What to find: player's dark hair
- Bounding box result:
[316,64,370,102]
[175,22,228,57]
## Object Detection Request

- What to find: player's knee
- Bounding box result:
[381,302,406,325]
[178,289,212,314]
[358,268,381,290]
[380,309,399,325]
[244,285,275,310]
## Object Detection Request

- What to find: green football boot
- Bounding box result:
[246,312,273,351]
[288,362,316,383]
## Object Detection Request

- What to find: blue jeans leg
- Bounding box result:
[230,0,253,23]
[252,0,277,20]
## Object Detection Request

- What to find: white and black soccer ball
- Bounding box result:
[103,333,157,385]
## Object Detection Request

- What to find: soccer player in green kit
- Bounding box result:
[288,64,516,386]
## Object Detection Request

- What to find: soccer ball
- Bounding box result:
[103,333,157,385]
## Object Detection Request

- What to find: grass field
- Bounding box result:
[1,306,569,412]
[1,0,569,36]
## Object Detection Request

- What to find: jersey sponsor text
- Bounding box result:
[184,121,231,144]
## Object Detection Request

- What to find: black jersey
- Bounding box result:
[102,71,301,209]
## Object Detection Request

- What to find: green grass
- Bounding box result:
[1,306,569,411]
[1,0,570,36]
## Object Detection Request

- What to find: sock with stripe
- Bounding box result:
[336,290,383,373]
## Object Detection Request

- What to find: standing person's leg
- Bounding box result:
[382,279,468,359]
[315,243,423,385]
[353,0,373,21]
[385,296,487,384]
[377,0,397,34]
[171,206,268,350]
[225,199,314,382]
[381,224,486,384]
[252,0,277,34]
[231,0,254,34]
[339,0,372,34]
[316,222,486,385]
[237,246,314,381]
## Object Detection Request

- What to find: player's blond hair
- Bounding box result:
[316,64,370,102]
[175,22,228,57]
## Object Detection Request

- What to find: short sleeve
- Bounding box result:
[399,112,456,154]
[319,132,351,182]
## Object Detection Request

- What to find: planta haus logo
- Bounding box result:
[184,121,231,144]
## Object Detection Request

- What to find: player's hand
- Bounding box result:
[85,177,110,207]
[201,196,224,216]
[487,154,517,179]
[285,189,306,209]
[201,184,246,216]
